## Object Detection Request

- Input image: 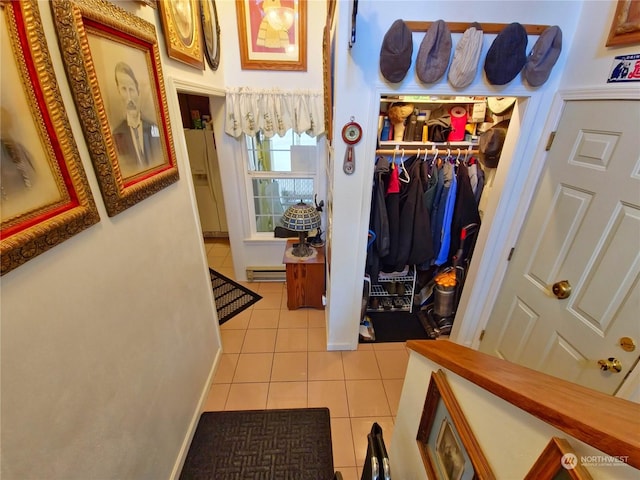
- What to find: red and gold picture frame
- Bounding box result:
[524,437,593,480]
[1,0,99,275]
[50,0,179,217]
[235,0,306,71]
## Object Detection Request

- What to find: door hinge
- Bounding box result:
[545,131,556,151]
[479,330,486,341]
[507,247,515,261]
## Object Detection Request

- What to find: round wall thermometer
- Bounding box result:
[341,118,362,175]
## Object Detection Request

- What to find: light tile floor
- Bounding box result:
[202,238,409,480]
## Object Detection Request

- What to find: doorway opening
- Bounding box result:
[361,94,522,344]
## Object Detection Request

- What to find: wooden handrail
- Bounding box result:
[407,340,640,469]
[405,21,549,35]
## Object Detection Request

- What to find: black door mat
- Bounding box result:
[361,311,432,343]
[179,408,335,480]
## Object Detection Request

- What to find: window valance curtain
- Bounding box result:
[225,87,325,139]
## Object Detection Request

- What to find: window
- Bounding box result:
[245,130,319,233]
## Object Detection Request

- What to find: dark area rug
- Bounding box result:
[179,408,335,480]
[363,311,431,343]
[210,268,262,325]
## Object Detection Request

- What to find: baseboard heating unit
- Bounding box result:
[246,266,286,282]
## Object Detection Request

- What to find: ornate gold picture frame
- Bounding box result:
[158,0,204,69]
[236,0,307,71]
[1,0,99,275]
[50,0,179,217]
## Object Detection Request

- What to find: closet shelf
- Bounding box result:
[405,21,549,35]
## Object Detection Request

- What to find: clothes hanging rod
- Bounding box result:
[405,21,549,35]
[376,148,479,156]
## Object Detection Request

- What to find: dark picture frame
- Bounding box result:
[200,0,220,70]
[417,370,495,480]
[235,0,307,71]
[606,0,640,46]
[50,0,179,217]
[158,0,204,69]
[1,0,99,275]
[524,437,593,480]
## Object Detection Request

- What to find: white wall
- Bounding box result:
[390,350,638,479]
[1,2,222,479]
[327,1,583,350]
[211,0,328,281]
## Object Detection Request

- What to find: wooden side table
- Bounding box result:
[283,239,325,310]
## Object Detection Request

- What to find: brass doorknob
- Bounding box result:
[552,280,571,299]
[598,357,622,373]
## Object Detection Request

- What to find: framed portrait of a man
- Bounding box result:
[1,0,99,275]
[51,0,179,217]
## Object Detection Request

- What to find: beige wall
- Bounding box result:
[390,350,637,478]
[1,2,222,478]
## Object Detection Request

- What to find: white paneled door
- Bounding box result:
[481,100,640,395]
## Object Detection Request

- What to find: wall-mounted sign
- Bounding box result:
[607,53,640,82]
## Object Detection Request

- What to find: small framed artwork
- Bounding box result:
[158,0,204,69]
[524,437,593,480]
[200,0,220,70]
[235,0,307,71]
[1,0,99,276]
[606,0,640,46]
[50,0,179,217]
[417,370,495,480]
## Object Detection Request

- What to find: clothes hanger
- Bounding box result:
[399,149,411,183]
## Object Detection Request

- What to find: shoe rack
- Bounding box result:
[367,266,417,313]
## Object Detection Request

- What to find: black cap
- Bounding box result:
[380,19,413,83]
[484,23,527,85]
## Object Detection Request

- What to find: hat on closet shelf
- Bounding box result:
[487,96,516,115]
[484,22,528,85]
[478,120,509,168]
[379,19,413,83]
[523,25,562,87]
[416,19,452,84]
[448,22,484,89]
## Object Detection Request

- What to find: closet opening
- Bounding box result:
[361,94,520,344]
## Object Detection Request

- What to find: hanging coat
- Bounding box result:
[449,163,481,262]
[394,156,434,269]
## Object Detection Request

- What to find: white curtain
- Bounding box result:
[224,87,325,139]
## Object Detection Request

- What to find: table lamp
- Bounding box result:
[281,201,322,257]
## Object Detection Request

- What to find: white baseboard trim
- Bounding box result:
[169,348,222,480]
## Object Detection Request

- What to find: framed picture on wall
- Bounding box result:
[606,0,640,46]
[235,0,307,71]
[416,370,495,480]
[1,0,99,276]
[524,437,593,480]
[50,0,179,217]
[200,0,220,70]
[158,0,204,69]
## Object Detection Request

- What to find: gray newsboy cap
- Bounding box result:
[416,20,452,84]
[523,25,562,87]
[448,22,484,89]
[484,22,527,85]
[380,19,413,83]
